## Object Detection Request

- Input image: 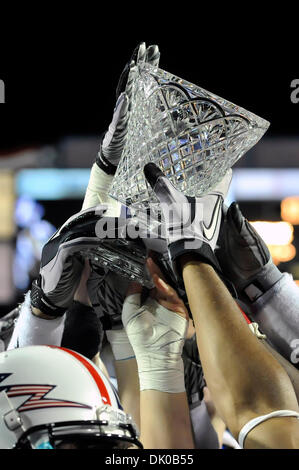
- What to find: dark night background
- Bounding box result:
[0,29,298,152]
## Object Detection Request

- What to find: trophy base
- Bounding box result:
[80,238,154,289]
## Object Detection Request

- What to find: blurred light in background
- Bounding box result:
[13,196,56,290]
[0,243,14,303]
[281,197,299,225]
[250,221,296,265]
[268,244,297,264]
[0,171,15,238]
[250,221,294,245]
[15,168,299,203]
[230,169,299,201]
[15,195,45,227]
[16,169,90,200]
[0,171,15,304]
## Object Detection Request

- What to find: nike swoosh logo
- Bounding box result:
[202,196,222,241]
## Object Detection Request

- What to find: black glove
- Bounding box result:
[216,202,283,303]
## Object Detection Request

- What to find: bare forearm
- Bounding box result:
[140,390,194,449]
[181,258,299,435]
[114,359,140,431]
[261,339,299,404]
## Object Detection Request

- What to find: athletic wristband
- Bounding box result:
[96,150,118,176]
[169,240,222,276]
[30,279,66,318]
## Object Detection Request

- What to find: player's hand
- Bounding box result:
[97,42,160,174]
[122,265,188,393]
[216,202,282,303]
[30,206,108,317]
[144,162,232,278]
[146,256,188,317]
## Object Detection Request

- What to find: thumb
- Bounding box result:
[144,162,164,190]
[144,162,180,207]
[227,202,245,233]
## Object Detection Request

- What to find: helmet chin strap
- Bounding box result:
[0,391,27,444]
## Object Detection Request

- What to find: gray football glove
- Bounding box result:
[144,162,232,279]
[30,206,108,317]
[97,42,160,174]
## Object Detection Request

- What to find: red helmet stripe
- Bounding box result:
[49,346,111,406]
[237,304,252,324]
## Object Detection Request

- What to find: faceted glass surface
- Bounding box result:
[80,239,154,288]
[109,62,270,219]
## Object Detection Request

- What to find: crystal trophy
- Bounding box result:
[109,61,270,221]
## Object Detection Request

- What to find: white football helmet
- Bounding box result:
[0,345,142,449]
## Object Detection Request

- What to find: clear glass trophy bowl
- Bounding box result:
[109,62,270,221]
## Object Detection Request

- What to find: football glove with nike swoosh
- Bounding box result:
[30,206,109,317]
[143,163,232,278]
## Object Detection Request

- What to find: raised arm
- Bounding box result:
[216,201,299,369]
[81,43,161,431]
[121,263,194,449]
[181,257,299,448]
[144,162,299,449]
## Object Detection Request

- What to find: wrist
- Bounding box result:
[136,355,185,393]
[96,148,118,176]
[240,262,283,303]
[31,306,58,320]
[169,240,221,283]
[30,279,66,318]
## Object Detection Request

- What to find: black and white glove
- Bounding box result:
[30,206,108,317]
[97,42,160,175]
[143,163,232,279]
[216,202,283,304]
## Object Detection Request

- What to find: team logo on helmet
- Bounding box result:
[0,374,92,412]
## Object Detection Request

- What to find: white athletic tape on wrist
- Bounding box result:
[7,292,65,350]
[238,409,299,448]
[105,328,135,361]
[248,322,267,339]
[82,163,121,216]
[239,305,267,340]
[122,294,187,393]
